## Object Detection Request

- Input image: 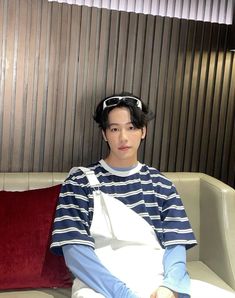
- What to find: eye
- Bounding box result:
[110,127,119,132]
[128,124,136,130]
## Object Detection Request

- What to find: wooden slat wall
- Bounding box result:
[0,0,234,188]
[48,0,234,25]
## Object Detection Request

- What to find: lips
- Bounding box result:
[118,146,130,151]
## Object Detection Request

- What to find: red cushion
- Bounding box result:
[0,185,72,290]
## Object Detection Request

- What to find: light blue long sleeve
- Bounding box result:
[163,245,190,297]
[62,244,139,298]
[63,244,190,297]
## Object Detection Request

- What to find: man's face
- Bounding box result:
[102,107,146,167]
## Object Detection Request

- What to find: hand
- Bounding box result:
[150,286,178,298]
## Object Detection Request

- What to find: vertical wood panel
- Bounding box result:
[225,55,235,186]
[207,27,225,175]
[138,15,155,162]
[1,0,10,170]
[152,17,171,168]
[176,20,196,171]
[62,5,81,170]
[123,13,138,92]
[144,16,164,166]
[160,18,179,170]
[183,22,203,172]
[91,8,110,163]
[214,49,231,178]
[23,0,41,171]
[72,5,90,165]
[115,12,129,92]
[53,4,72,171]
[0,0,234,189]
[44,2,61,171]
[15,0,31,171]
[33,0,48,171]
[199,26,218,173]
[82,7,101,166]
[106,10,119,93]
[191,23,212,172]
[0,0,5,163]
[132,14,147,96]
[168,18,189,171]
[10,0,21,171]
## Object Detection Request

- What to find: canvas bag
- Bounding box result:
[72,167,164,298]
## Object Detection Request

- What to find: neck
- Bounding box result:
[104,156,138,168]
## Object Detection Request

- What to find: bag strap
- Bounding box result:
[78,166,101,188]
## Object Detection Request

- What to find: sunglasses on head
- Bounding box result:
[102,96,142,111]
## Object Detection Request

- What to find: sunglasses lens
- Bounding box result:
[105,97,120,107]
[125,98,138,105]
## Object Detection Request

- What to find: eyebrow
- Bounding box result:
[108,122,133,126]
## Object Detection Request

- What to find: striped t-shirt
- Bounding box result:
[50,159,197,255]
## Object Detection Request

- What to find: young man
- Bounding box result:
[51,94,197,298]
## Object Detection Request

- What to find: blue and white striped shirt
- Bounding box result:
[50,159,197,255]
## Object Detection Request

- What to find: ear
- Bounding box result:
[102,130,108,142]
[141,126,147,139]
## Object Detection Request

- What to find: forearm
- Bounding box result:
[62,244,139,298]
[162,245,190,297]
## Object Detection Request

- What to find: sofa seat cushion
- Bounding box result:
[187,261,235,293]
[0,288,71,298]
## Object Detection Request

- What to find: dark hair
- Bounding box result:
[93,92,154,130]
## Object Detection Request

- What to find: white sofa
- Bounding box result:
[166,172,235,295]
[0,172,235,297]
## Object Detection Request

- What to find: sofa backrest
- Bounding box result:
[0,171,201,261]
[164,173,201,261]
[0,172,67,191]
[3,171,233,263]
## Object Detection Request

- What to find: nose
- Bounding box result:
[119,128,128,142]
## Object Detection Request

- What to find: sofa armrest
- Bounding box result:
[199,174,235,290]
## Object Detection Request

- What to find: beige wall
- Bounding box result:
[0,0,234,188]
